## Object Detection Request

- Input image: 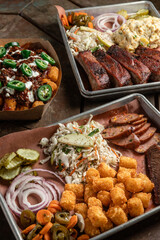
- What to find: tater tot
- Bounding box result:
[125,177,144,193]
[109,202,128,215]
[48,66,59,82]
[88,197,102,208]
[115,183,130,199]
[32,101,44,108]
[133,192,151,208]
[88,206,108,228]
[84,183,96,203]
[138,173,154,193]
[84,218,100,237]
[3,98,16,111]
[60,190,76,211]
[65,184,84,199]
[100,218,113,233]
[86,168,100,183]
[127,197,144,217]
[107,206,128,225]
[74,203,88,219]
[92,177,114,192]
[97,162,116,178]
[119,156,137,169]
[97,190,111,207]
[42,79,57,91]
[118,167,136,177]
[117,170,131,184]
[110,187,127,205]
[16,105,29,111]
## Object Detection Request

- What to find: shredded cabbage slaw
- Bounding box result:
[40,116,121,184]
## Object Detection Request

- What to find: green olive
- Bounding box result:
[52,224,69,240]
[20,210,36,228]
[26,224,42,240]
[55,212,70,225]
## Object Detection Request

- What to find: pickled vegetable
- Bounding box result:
[16,149,40,163]
[0,166,21,180]
[26,224,42,240]
[117,9,128,19]
[5,156,23,170]
[3,152,17,168]
[0,153,10,169]
[52,224,69,240]
[128,8,150,19]
[20,210,36,228]
[55,212,70,225]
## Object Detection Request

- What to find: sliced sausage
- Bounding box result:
[139,127,157,144]
[111,133,140,149]
[134,123,151,136]
[135,133,159,153]
[102,125,133,140]
[132,122,146,131]
[132,117,147,125]
[110,113,140,125]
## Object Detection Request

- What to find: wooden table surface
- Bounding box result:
[0,0,160,239]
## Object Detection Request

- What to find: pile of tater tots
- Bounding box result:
[59,156,154,238]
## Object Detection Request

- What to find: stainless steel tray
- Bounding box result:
[57,1,160,100]
[1,93,160,240]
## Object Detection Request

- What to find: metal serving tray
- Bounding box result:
[57,1,160,100]
[1,93,160,240]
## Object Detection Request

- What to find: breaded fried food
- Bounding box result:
[97,190,111,207]
[84,183,96,203]
[115,183,130,199]
[133,192,151,208]
[88,206,108,228]
[117,169,131,184]
[109,202,128,215]
[100,218,113,232]
[48,66,59,82]
[86,168,100,184]
[42,78,57,91]
[60,190,76,211]
[97,162,116,178]
[127,197,144,217]
[92,177,114,192]
[74,203,88,219]
[3,98,16,111]
[138,173,154,193]
[119,156,137,169]
[65,183,84,199]
[32,101,44,108]
[107,206,128,225]
[110,187,127,205]
[125,177,144,193]
[88,197,102,208]
[84,218,100,237]
[118,167,136,177]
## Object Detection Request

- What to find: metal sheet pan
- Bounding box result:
[1,93,160,239]
[57,1,160,100]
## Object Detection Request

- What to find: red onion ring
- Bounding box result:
[5,168,65,216]
[94,13,126,32]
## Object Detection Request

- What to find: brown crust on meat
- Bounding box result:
[134,123,151,136]
[111,133,140,149]
[132,117,147,125]
[139,127,156,144]
[110,113,140,125]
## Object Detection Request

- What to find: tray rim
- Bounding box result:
[1,93,160,240]
[57,1,160,99]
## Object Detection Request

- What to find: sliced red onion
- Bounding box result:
[94,13,126,32]
[5,168,65,216]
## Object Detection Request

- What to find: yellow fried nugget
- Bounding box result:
[115,183,130,199]
[3,98,16,111]
[84,218,100,237]
[88,197,102,208]
[119,156,137,169]
[138,173,154,193]
[100,218,113,233]
[84,183,96,203]
[110,187,127,205]
[60,190,76,211]
[32,101,44,108]
[109,202,128,215]
[65,183,84,199]
[117,167,136,184]
[74,203,88,219]
[107,206,128,225]
[88,206,108,228]
[42,79,57,91]
[133,192,151,208]
[125,177,144,193]
[118,167,136,177]
[48,66,59,82]
[92,177,114,192]
[97,162,116,178]
[16,105,29,111]
[127,197,144,217]
[86,168,100,184]
[97,190,111,207]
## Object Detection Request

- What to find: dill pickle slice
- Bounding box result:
[21,165,32,173]
[16,149,40,163]
[0,166,21,180]
[0,153,10,169]
[5,156,24,170]
[117,9,128,19]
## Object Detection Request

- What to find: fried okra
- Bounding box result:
[60,190,76,211]
[127,197,144,217]
[97,162,116,178]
